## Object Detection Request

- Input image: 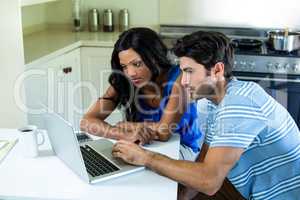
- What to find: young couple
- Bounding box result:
[80,27,202,161]
[81,27,300,200]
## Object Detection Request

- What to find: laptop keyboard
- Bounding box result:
[80,145,120,177]
[76,132,92,143]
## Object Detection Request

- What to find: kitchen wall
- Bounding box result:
[0,0,27,128]
[160,0,300,29]
[46,0,160,29]
[22,0,160,33]
[22,4,48,34]
[21,0,300,33]
[45,0,72,27]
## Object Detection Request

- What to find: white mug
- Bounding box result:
[18,125,45,158]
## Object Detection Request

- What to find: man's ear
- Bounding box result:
[212,62,225,78]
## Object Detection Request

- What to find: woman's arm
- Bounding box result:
[80,86,125,140]
[116,75,186,141]
[80,86,153,144]
[149,74,186,141]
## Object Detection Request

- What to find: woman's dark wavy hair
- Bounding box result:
[109,27,172,121]
[173,31,234,80]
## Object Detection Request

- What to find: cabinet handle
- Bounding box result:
[62,67,68,74]
[62,67,72,74]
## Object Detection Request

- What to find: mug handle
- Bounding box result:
[36,130,45,146]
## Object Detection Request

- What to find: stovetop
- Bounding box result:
[232,41,300,75]
[159,25,300,75]
[234,42,300,58]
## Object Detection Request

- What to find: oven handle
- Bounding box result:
[236,76,300,83]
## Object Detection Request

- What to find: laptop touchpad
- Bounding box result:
[86,139,128,167]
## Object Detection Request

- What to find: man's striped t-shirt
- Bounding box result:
[196,78,300,200]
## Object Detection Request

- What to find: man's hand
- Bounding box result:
[112,140,153,166]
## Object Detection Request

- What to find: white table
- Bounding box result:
[0,129,180,200]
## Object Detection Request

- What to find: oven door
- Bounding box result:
[233,72,300,128]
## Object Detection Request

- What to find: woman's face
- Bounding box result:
[118,48,152,87]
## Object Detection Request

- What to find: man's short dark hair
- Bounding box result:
[173,31,234,80]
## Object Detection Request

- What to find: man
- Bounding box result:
[112,31,300,200]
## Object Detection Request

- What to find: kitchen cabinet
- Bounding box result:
[61,48,83,130]
[25,48,83,130]
[25,46,122,130]
[21,0,58,7]
[80,47,123,125]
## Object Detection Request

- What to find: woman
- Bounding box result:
[80,27,202,160]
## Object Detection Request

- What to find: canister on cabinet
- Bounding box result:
[119,9,129,32]
[103,9,114,32]
[72,0,82,32]
[88,9,100,32]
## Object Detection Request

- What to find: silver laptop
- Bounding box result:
[43,112,144,184]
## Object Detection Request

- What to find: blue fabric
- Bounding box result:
[197,78,300,200]
[137,66,202,152]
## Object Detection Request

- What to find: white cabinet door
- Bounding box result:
[25,54,63,129]
[25,48,82,130]
[80,47,123,125]
[61,48,83,130]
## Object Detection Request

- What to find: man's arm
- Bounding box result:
[112,141,243,196]
[177,143,210,200]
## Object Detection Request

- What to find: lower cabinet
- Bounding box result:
[25,47,123,131]
[80,47,123,125]
[25,48,83,130]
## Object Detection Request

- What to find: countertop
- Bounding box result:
[23,29,121,66]
[23,26,160,67]
[0,129,179,200]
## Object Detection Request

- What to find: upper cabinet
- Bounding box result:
[21,0,58,7]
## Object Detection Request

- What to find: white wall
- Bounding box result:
[45,0,159,28]
[0,0,27,128]
[21,0,160,31]
[21,3,47,30]
[160,0,300,29]
[81,0,159,27]
[22,0,300,32]
[45,0,73,26]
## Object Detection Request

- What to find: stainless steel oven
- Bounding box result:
[234,72,300,128]
[159,25,300,128]
[232,47,300,129]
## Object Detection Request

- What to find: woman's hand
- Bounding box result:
[121,126,156,145]
[115,121,139,131]
[115,122,159,144]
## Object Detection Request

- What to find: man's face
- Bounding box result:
[179,56,217,101]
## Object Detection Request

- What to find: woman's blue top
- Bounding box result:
[136,66,202,152]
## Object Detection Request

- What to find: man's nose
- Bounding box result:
[181,74,190,87]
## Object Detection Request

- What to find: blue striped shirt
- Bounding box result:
[197,78,300,200]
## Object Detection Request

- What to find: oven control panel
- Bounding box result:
[233,55,300,75]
